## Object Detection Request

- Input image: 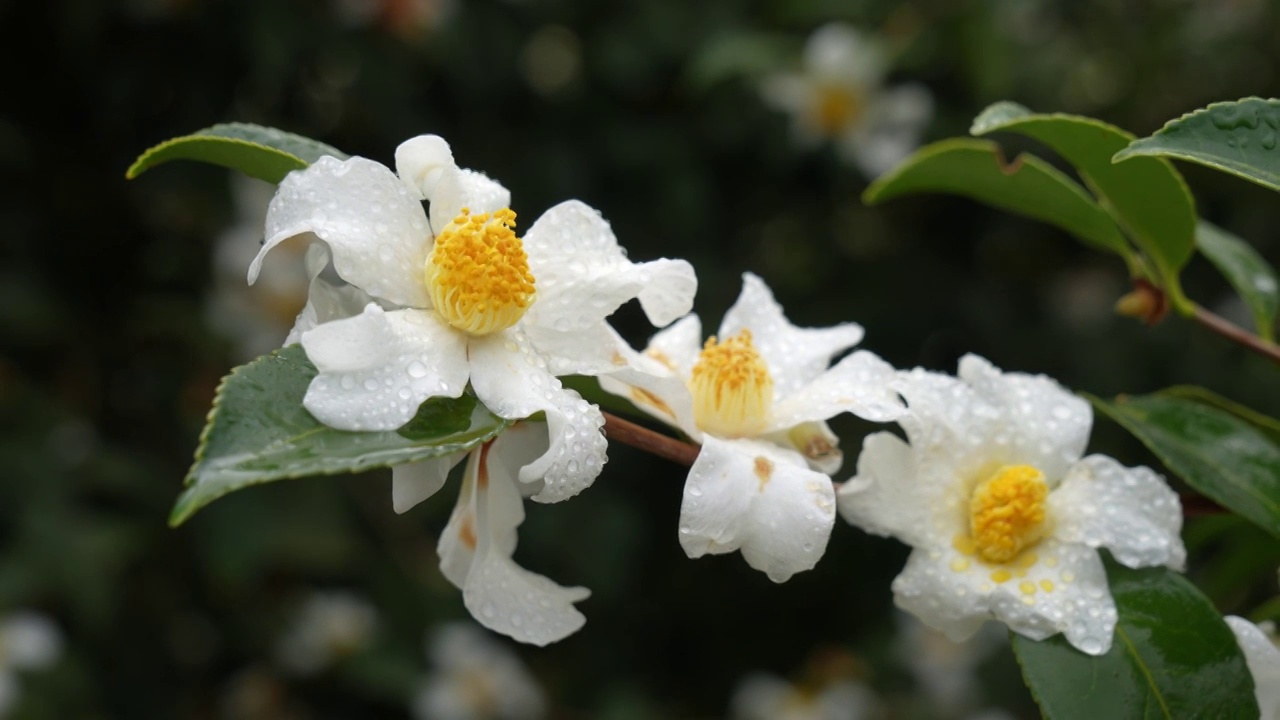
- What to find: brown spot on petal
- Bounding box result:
[459,513,478,550]
[611,351,627,366]
[754,456,774,491]
[803,434,839,466]
[631,387,676,420]
[476,440,493,489]
[645,349,676,372]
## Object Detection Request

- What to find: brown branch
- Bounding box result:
[1191,304,1280,365]
[602,411,701,467]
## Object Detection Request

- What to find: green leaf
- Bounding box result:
[1159,385,1280,445]
[1115,97,1280,193]
[1091,392,1280,539]
[1013,559,1258,719]
[127,123,347,184]
[863,138,1132,258]
[972,102,1197,306]
[173,345,509,527]
[1195,221,1279,341]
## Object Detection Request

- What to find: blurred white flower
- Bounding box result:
[601,273,902,582]
[839,355,1186,656]
[0,611,63,717]
[760,23,932,177]
[895,612,1004,716]
[255,134,696,504]
[275,591,377,676]
[397,423,590,646]
[1226,616,1280,719]
[413,622,545,720]
[729,648,876,720]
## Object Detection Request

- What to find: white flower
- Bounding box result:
[760,23,933,177]
[600,273,902,582]
[0,611,62,716]
[250,134,696,504]
[895,612,1004,717]
[413,622,546,720]
[1226,616,1280,719]
[729,648,877,720]
[838,355,1186,656]
[275,591,377,676]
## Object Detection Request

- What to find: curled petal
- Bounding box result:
[769,349,904,430]
[598,324,699,438]
[285,243,374,345]
[300,305,469,431]
[719,273,865,397]
[392,451,467,514]
[469,330,607,503]
[254,156,432,308]
[521,200,697,332]
[394,134,454,200]
[681,437,835,583]
[1052,455,1186,570]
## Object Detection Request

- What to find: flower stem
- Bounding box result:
[602,411,700,467]
[1191,304,1280,365]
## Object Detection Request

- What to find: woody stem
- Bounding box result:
[602,411,700,467]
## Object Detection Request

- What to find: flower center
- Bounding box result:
[424,208,536,336]
[968,465,1049,564]
[689,330,773,438]
[814,85,864,135]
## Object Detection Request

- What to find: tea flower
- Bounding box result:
[601,273,902,582]
[275,591,377,676]
[413,622,546,720]
[729,648,876,720]
[1225,616,1280,719]
[895,612,1005,717]
[396,423,590,646]
[838,355,1186,655]
[250,134,696,503]
[760,22,933,177]
[0,611,62,716]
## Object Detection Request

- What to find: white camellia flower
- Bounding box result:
[730,672,876,720]
[413,622,546,720]
[838,355,1186,656]
[760,22,933,177]
[275,591,377,676]
[1225,616,1280,719]
[600,273,903,582]
[250,134,696,504]
[0,611,63,716]
[401,422,591,646]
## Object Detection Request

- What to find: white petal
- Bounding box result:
[597,325,700,438]
[643,313,704,379]
[285,243,375,345]
[429,167,512,235]
[438,459,480,588]
[805,22,886,86]
[838,431,953,547]
[680,437,835,583]
[729,674,795,720]
[300,305,469,431]
[759,73,813,116]
[769,349,904,430]
[1226,616,1280,720]
[469,330,607,503]
[1,613,62,669]
[463,447,589,646]
[719,273,865,397]
[843,84,934,178]
[523,321,626,377]
[520,200,697,331]
[392,451,467,514]
[254,155,432,308]
[892,539,1117,656]
[1052,455,1186,570]
[394,134,454,200]
[957,354,1091,482]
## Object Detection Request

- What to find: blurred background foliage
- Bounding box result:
[3,0,1280,717]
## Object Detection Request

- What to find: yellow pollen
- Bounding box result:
[689,330,773,438]
[424,207,536,336]
[968,465,1050,564]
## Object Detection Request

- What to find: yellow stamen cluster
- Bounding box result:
[689,330,773,438]
[424,208,536,336]
[968,465,1050,564]
[814,85,864,136]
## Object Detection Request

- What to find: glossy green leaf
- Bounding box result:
[1196,221,1279,341]
[863,138,1132,257]
[972,102,1197,304]
[1159,385,1280,444]
[127,123,347,184]
[1091,392,1280,539]
[173,345,510,527]
[1115,97,1280,193]
[1013,559,1257,719]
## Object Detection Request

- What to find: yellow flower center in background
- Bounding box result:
[689,330,773,438]
[424,208,536,336]
[968,465,1049,564]
[814,85,864,136]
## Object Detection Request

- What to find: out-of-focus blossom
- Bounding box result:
[275,591,377,676]
[0,611,63,717]
[760,23,932,177]
[895,612,1004,717]
[729,648,876,720]
[413,622,545,720]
